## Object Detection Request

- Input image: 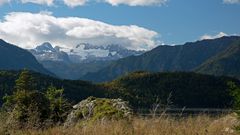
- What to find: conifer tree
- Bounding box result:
[15,69,35,92]
[46,85,71,123]
[3,70,50,129]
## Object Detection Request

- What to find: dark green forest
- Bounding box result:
[1,70,239,109]
[0,70,104,106]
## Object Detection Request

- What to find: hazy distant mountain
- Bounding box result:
[29,42,144,79]
[40,60,111,80]
[0,39,53,75]
[82,36,240,82]
[196,40,240,79]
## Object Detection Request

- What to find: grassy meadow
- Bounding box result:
[1,114,238,135]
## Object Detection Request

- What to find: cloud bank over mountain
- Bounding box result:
[0,12,158,50]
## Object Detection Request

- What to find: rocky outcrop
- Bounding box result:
[64,97,132,127]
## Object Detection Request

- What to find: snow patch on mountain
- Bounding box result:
[29,42,71,62]
[29,42,145,63]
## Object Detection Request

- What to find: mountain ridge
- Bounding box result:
[81,36,240,82]
[30,42,145,63]
[0,39,54,76]
[29,42,145,79]
[196,39,240,79]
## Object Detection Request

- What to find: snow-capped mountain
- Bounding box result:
[29,42,145,63]
[29,42,71,63]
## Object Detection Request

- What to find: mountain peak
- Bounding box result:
[41,42,52,47]
[35,42,55,52]
[29,42,71,63]
[40,42,53,48]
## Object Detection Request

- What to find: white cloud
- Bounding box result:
[200,32,228,40]
[21,0,54,5]
[103,0,168,6]
[63,0,88,7]
[0,12,159,50]
[0,0,11,5]
[0,0,168,6]
[223,0,240,4]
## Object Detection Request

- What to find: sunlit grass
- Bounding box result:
[2,115,238,135]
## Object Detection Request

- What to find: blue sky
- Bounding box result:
[0,0,239,50]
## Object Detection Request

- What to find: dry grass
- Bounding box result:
[3,115,239,135]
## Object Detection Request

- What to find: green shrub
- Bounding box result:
[2,70,71,129]
[5,90,50,129]
[228,81,240,116]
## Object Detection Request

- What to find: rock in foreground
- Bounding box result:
[64,97,132,127]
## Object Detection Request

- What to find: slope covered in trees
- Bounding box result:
[102,71,240,109]
[0,70,103,106]
[1,70,239,109]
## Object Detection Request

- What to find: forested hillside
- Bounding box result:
[0,70,103,105]
[1,70,239,109]
[102,71,239,109]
